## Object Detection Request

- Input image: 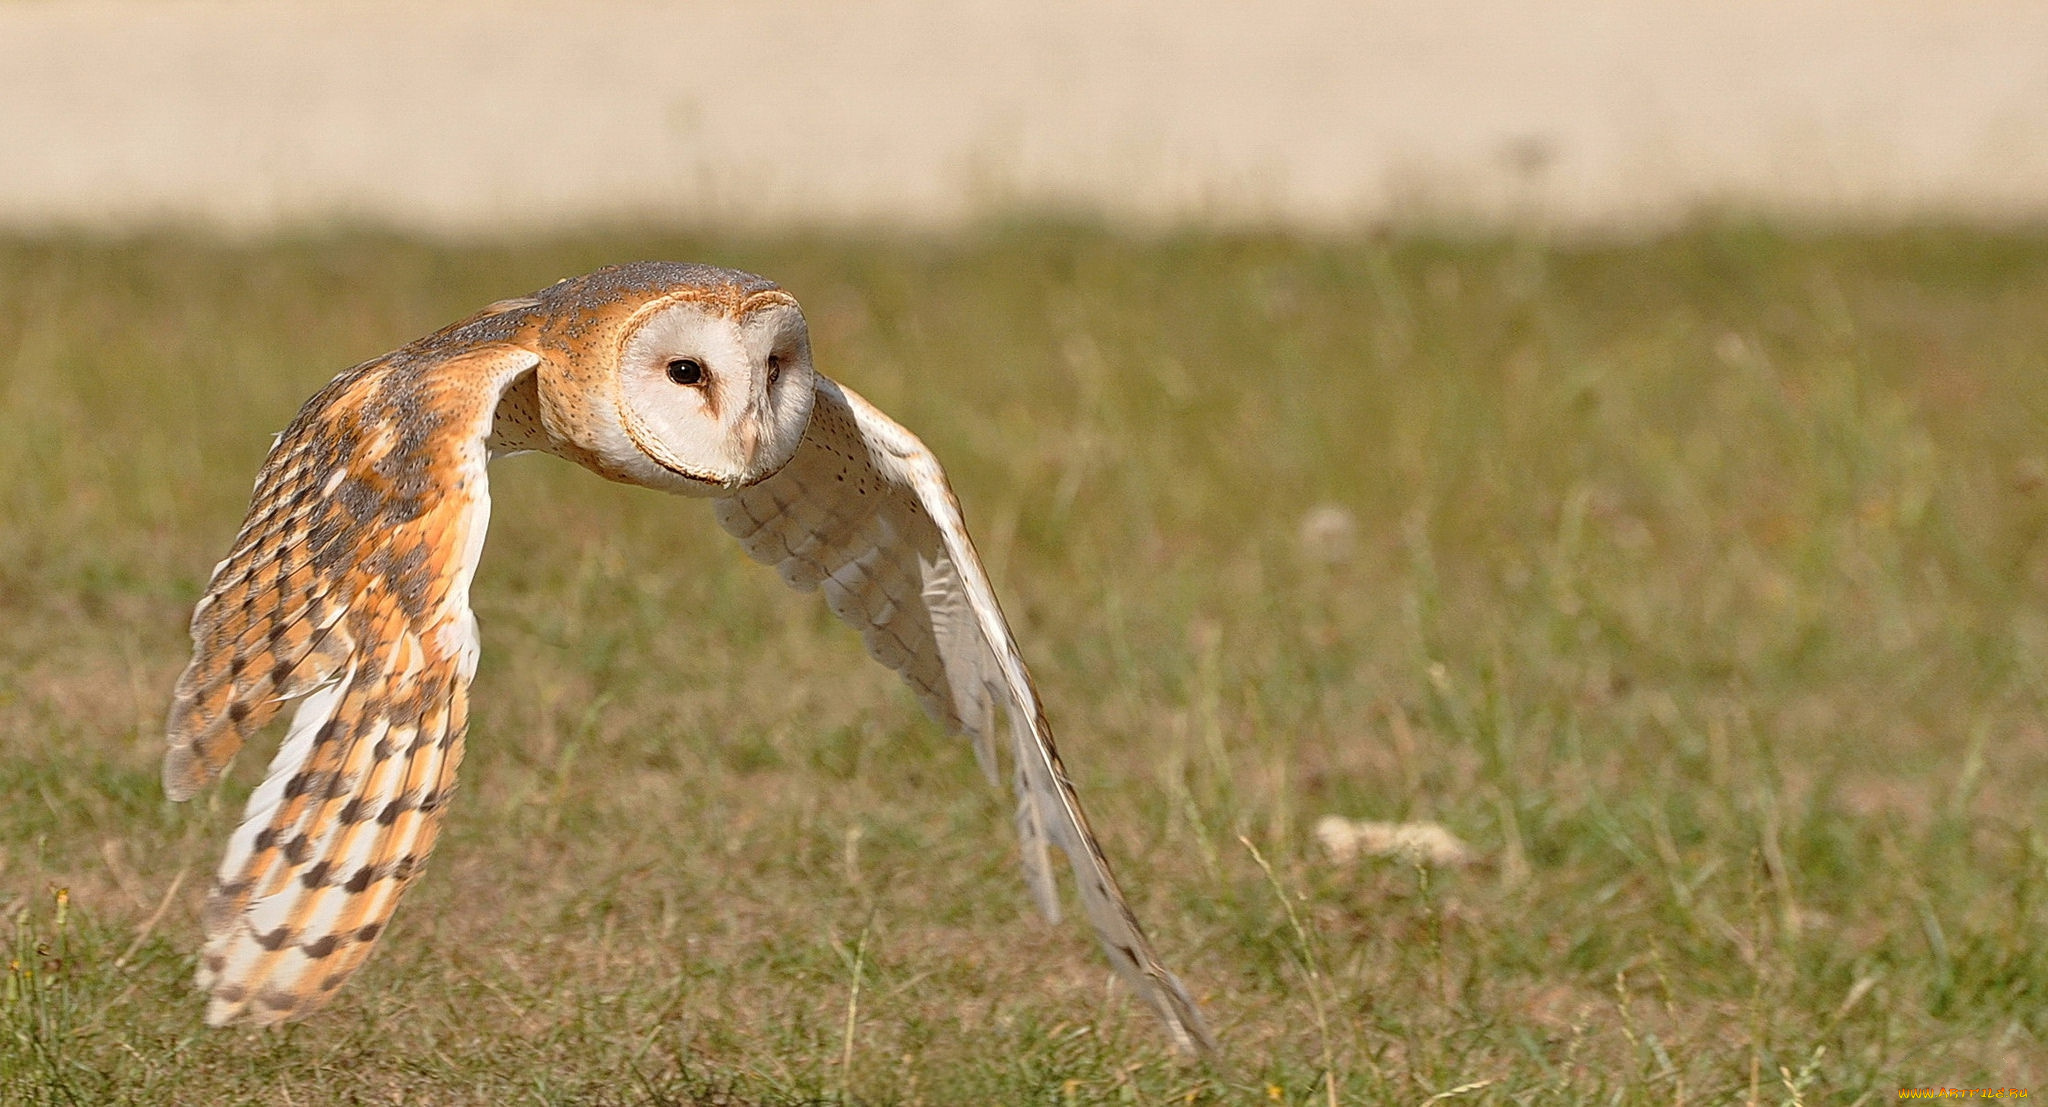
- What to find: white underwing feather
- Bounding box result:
[207,669,353,937]
[714,376,1216,1056]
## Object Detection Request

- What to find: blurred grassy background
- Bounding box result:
[2,223,2046,1103]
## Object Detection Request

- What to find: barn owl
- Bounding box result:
[162,262,1214,1054]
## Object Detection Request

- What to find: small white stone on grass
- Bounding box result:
[1315,815,1476,867]
[1297,504,1360,566]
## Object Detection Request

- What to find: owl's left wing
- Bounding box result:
[164,342,539,1026]
[714,377,1215,1055]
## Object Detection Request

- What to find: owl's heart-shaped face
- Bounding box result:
[605,295,817,493]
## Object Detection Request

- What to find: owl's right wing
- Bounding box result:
[163,341,539,1027]
[713,376,1215,1056]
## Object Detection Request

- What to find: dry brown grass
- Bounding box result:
[2,224,2047,1103]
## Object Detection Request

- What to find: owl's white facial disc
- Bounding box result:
[611,298,817,495]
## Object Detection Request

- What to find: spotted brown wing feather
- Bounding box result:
[714,377,1216,1055]
[164,342,538,1026]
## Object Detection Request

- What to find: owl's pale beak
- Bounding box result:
[735,420,761,475]
[735,365,785,477]
[731,387,769,480]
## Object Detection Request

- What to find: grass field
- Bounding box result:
[2,223,2047,1103]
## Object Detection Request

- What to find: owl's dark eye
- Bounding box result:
[666,358,705,386]
[766,354,782,384]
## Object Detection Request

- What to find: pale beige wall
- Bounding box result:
[4,0,2046,233]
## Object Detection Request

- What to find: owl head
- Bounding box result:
[516,262,819,495]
